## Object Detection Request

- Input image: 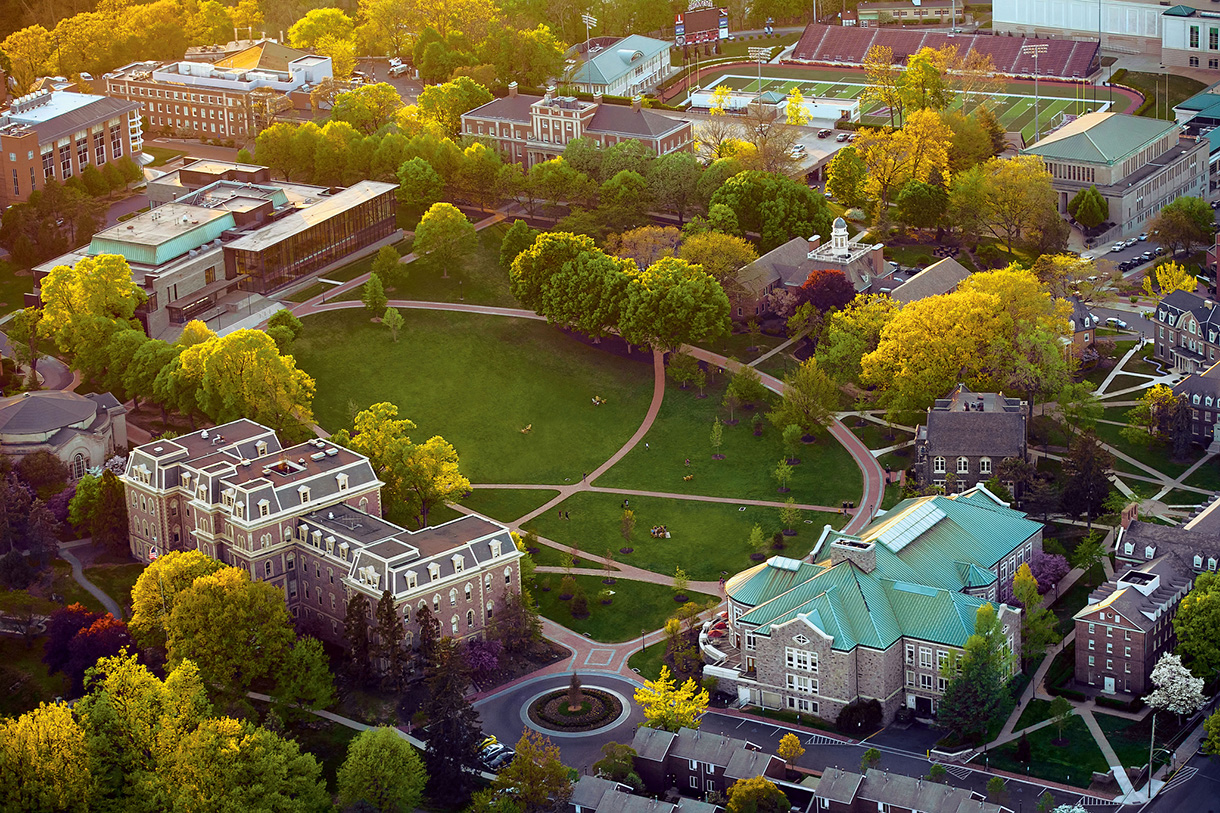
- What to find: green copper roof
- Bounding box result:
[724,557,824,608]
[1164,5,1197,16]
[1021,112,1176,166]
[570,35,670,86]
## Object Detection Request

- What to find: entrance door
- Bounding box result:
[915,696,933,716]
[1104,676,1116,694]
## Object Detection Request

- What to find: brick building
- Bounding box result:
[1072,513,1220,695]
[460,83,693,168]
[915,385,1028,497]
[104,41,331,140]
[630,727,785,798]
[121,420,523,648]
[570,777,716,813]
[705,487,1033,724]
[1173,360,1220,450]
[0,88,141,208]
[1153,289,1220,374]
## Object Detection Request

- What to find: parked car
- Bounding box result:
[486,748,516,771]
[1138,233,1148,241]
[389,63,411,77]
[1109,244,1125,253]
[817,128,832,138]
[1081,251,1095,260]
[835,132,850,142]
[1106,317,1129,329]
[847,133,859,142]
[790,144,807,157]
[1155,246,1166,255]
[389,56,402,67]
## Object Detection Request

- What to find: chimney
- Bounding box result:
[544,84,556,103]
[829,537,875,573]
[508,81,518,98]
[806,235,821,258]
[593,91,603,106]
[631,94,642,112]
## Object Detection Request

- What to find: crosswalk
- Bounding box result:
[1157,766,1198,796]
[803,733,842,746]
[1074,794,1123,807]
[926,761,972,780]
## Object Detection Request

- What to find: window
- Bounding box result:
[1089,655,1095,666]
[1106,642,1113,654]
[937,651,948,671]
[1124,646,1131,657]
[1107,659,1113,670]
[920,673,934,690]
[919,647,933,668]
[933,456,946,474]
[979,457,992,475]
[433,595,440,612]
[429,563,441,581]
[505,567,511,585]
[956,457,969,474]
[786,673,817,694]
[72,453,88,480]
[60,143,72,177]
[258,500,269,518]
[467,609,474,627]
[937,676,946,692]
[451,616,459,635]
[264,561,272,577]
[906,644,915,664]
[1191,56,1200,67]
[906,670,915,687]
[465,583,472,601]
[449,589,457,606]
[1088,639,1095,650]
[1195,555,1204,569]
[689,777,699,790]
[1192,25,1201,49]
[1211,27,1218,49]
[452,554,465,572]
[1125,630,1131,641]
[785,647,818,672]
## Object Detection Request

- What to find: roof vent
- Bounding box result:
[310,452,325,461]
[298,458,305,464]
[325,448,338,456]
[328,511,334,519]
[240,459,250,467]
[153,446,163,453]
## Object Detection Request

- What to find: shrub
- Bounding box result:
[0,549,36,589]
[570,589,589,619]
[1049,686,1086,702]
[836,698,883,734]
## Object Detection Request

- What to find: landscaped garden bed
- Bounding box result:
[528,686,623,731]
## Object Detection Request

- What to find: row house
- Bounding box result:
[811,767,1006,813]
[461,83,693,169]
[631,727,785,799]
[570,777,717,813]
[122,420,522,649]
[705,487,1034,725]
[0,88,140,207]
[915,385,1028,498]
[1154,289,1220,375]
[1173,360,1220,449]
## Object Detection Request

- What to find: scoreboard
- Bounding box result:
[675,2,729,46]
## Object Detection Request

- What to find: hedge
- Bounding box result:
[1095,695,1144,713]
[490,83,685,112]
[1048,686,1086,702]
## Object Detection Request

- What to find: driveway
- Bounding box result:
[0,331,74,390]
[104,193,149,228]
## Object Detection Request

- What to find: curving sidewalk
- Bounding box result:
[57,542,124,619]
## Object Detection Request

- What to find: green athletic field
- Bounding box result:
[685,65,1132,144]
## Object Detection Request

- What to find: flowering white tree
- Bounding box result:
[1052,805,1087,813]
[1144,653,1205,719]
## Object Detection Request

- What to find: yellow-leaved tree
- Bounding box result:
[855,108,950,210]
[634,665,709,731]
[1143,261,1197,298]
[785,87,811,126]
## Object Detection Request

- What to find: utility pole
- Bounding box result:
[748,46,770,95]
[1021,43,1048,143]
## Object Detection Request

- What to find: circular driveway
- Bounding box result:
[474,672,647,772]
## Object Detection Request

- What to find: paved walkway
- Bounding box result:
[57,542,124,619]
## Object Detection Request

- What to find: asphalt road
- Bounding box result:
[1139,749,1220,813]
[104,193,149,228]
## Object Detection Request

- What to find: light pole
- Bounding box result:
[748,46,770,95]
[1021,44,1048,143]
[640,628,646,653]
[581,12,597,57]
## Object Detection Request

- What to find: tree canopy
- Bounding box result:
[710,171,833,252]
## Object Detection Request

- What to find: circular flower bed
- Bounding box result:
[528,687,623,732]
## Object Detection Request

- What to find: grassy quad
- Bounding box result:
[292,309,655,484]
[459,488,560,524]
[533,573,716,643]
[525,491,845,582]
[595,378,862,506]
[984,713,1109,786]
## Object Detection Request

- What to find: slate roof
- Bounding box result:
[855,768,1001,813]
[587,105,687,138]
[1022,112,1177,165]
[1185,496,1220,534]
[463,94,537,123]
[729,488,1032,651]
[630,726,677,762]
[0,391,102,435]
[1174,360,1220,402]
[1075,555,1193,633]
[1117,519,1220,566]
[569,35,671,86]
[920,384,1027,458]
[1157,289,1220,334]
[1069,295,1099,334]
[569,776,718,813]
[889,257,971,305]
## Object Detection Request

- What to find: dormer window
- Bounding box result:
[255,440,268,456]
[1145,546,1155,559]
[1124,542,1134,556]
[406,570,418,589]
[233,502,244,519]
[1195,555,1203,569]
[1195,394,1202,405]
[428,563,441,581]
[259,500,270,518]
[182,473,192,489]
[311,530,322,548]
[197,486,207,501]
[336,473,349,491]
[325,535,335,555]
[1211,558,1217,571]
[298,486,311,503]
[452,554,464,573]
[490,540,502,557]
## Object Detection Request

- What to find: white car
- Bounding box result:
[1109,244,1125,253]
[1106,317,1129,329]
[1138,233,1148,241]
[389,64,411,77]
[1081,251,1095,260]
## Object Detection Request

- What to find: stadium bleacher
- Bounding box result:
[788,23,1100,80]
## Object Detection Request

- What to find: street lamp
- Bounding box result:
[640,628,646,653]
[748,47,771,96]
[1021,44,1048,144]
[581,12,598,56]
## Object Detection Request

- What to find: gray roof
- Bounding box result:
[1069,295,1099,334]
[812,768,1001,813]
[1157,290,1220,333]
[1022,112,1176,165]
[464,94,536,123]
[1119,519,1220,566]
[630,726,677,762]
[1185,497,1220,535]
[1174,360,1220,400]
[889,257,971,305]
[569,777,718,813]
[0,391,102,434]
[811,768,862,804]
[571,776,625,808]
[1076,554,1194,632]
[587,105,688,138]
[922,385,1026,458]
[18,95,138,145]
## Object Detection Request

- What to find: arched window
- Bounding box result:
[358,497,368,512]
[72,453,88,480]
[450,615,459,635]
[467,610,474,628]
[487,601,495,619]
[979,457,992,476]
[433,594,440,612]
[402,605,410,623]
[464,583,472,601]
[933,456,946,474]
[956,457,969,474]
[405,630,414,647]
[449,588,457,606]
[504,567,512,585]
[484,574,492,589]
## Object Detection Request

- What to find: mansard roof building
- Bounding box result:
[121,420,522,647]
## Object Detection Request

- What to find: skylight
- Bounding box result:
[873,501,945,553]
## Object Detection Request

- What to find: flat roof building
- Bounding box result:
[0,88,141,207]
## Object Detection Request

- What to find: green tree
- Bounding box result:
[423,638,483,805]
[677,231,757,286]
[397,156,445,220]
[779,497,801,532]
[7,307,47,382]
[38,253,146,364]
[1013,563,1058,665]
[1067,186,1108,230]
[267,308,304,340]
[726,776,789,813]
[814,295,898,385]
[648,151,702,224]
[383,307,405,342]
[711,171,833,252]
[363,272,388,315]
[331,82,403,134]
[372,244,402,284]
[598,169,652,233]
[1203,706,1220,755]
[774,458,793,492]
[0,701,92,811]
[1049,694,1073,740]
[129,550,226,650]
[825,146,868,210]
[667,352,700,389]
[619,257,730,351]
[861,746,881,772]
[936,603,1013,745]
[985,776,1007,803]
[375,589,406,689]
[414,202,477,279]
[162,716,330,812]
[288,7,353,47]
[673,566,689,598]
[338,726,428,813]
[592,742,640,787]
[728,365,767,407]
[491,730,572,813]
[500,219,538,271]
[710,419,724,456]
[417,75,493,136]
[1150,195,1214,257]
[896,180,948,233]
[1057,383,1102,435]
[1174,571,1220,679]
[344,592,372,685]
[273,636,335,721]
[1061,433,1114,530]
[166,566,295,695]
[747,524,766,556]
[634,665,709,731]
[90,470,129,553]
[768,357,838,436]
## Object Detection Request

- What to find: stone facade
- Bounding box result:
[916,385,1028,499]
[121,420,522,649]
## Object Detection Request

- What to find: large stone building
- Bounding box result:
[35,167,397,339]
[1073,507,1220,695]
[0,88,141,208]
[104,41,332,140]
[121,420,523,647]
[1152,288,1220,374]
[460,84,693,169]
[915,385,1028,497]
[704,487,1033,724]
[731,217,889,320]
[1020,113,1209,238]
[0,391,127,479]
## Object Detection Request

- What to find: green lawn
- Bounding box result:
[884,245,939,269]
[143,145,188,167]
[1105,374,1151,393]
[627,640,668,680]
[847,420,913,450]
[880,482,903,511]
[459,488,559,524]
[50,560,105,613]
[0,261,34,316]
[0,635,63,717]
[1014,698,1056,731]
[1092,419,1199,478]
[1093,712,1170,771]
[1030,416,1071,449]
[534,574,716,642]
[754,352,799,379]
[696,331,783,363]
[1051,563,1104,636]
[985,714,1109,786]
[335,224,515,308]
[293,310,655,484]
[1184,460,1220,492]
[0,587,58,616]
[1162,488,1207,506]
[82,562,145,617]
[281,239,412,303]
[524,491,843,581]
[595,382,862,506]
[1117,72,1208,119]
